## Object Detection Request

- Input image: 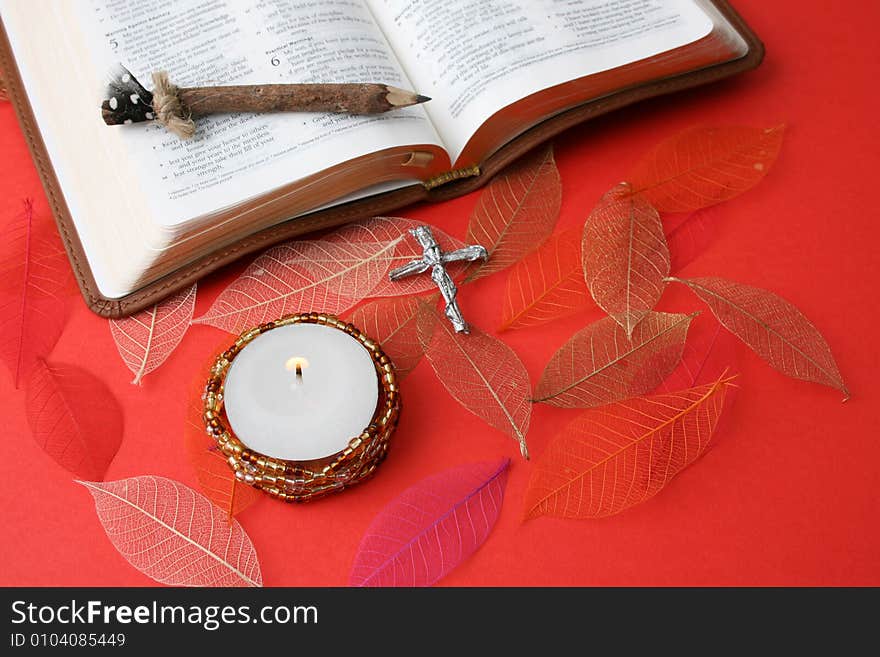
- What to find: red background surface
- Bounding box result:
[1,0,878,586]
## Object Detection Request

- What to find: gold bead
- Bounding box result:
[241,327,260,342]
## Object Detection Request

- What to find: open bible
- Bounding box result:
[0,0,762,316]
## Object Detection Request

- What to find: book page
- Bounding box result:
[73,0,442,229]
[369,0,713,162]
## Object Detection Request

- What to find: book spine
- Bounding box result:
[422,164,481,190]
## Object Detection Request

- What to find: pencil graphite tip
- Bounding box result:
[385,85,432,108]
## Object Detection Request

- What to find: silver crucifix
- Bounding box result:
[389,226,488,333]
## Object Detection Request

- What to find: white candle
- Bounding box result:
[223,323,379,461]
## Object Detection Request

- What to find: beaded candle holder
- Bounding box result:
[203,313,400,502]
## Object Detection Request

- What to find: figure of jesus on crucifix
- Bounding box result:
[388,226,488,333]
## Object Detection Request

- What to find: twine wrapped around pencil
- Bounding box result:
[101,65,430,140]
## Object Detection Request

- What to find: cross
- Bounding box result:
[389,226,488,333]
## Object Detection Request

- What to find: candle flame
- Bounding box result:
[285,356,309,374]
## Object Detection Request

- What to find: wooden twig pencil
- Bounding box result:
[101,66,431,140]
[177,82,429,115]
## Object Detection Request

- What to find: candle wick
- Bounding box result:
[295,362,303,384]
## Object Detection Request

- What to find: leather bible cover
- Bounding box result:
[0,0,763,318]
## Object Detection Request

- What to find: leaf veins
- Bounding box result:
[668,276,848,398]
[582,183,670,337]
[109,284,197,384]
[499,227,592,331]
[466,145,561,281]
[627,124,785,212]
[25,359,123,480]
[0,200,75,387]
[534,312,696,408]
[524,375,734,520]
[78,475,263,587]
[348,295,425,379]
[418,305,532,459]
[350,459,510,587]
